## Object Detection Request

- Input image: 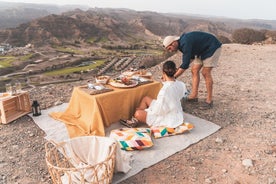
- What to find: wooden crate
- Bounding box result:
[0,92,31,124]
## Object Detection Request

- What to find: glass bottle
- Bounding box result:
[5,83,12,95]
[15,82,22,94]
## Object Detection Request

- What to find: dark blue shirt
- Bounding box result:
[178,31,222,69]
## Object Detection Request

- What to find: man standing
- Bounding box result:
[163,31,222,109]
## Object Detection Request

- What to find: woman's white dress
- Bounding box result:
[145,80,187,128]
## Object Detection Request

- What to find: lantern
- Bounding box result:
[32,100,41,116]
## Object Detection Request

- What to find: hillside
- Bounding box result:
[0,7,276,47]
[0,8,227,47]
[0,1,89,29]
[168,13,276,30]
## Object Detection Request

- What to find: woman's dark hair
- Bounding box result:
[163,60,177,77]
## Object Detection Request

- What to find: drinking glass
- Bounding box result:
[5,83,12,95]
[15,82,22,93]
[87,80,94,89]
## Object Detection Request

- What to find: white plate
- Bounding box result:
[122,71,152,78]
[122,71,137,77]
[95,75,110,84]
[131,76,149,82]
[139,72,152,78]
[109,80,138,88]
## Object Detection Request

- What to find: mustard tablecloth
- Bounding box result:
[50,81,162,138]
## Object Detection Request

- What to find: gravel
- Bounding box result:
[0,44,275,184]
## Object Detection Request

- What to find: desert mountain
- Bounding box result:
[0,6,276,48]
[0,1,89,29]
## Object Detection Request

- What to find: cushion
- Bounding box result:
[110,128,153,151]
[151,122,194,139]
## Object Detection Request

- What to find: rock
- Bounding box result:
[215,137,224,143]
[54,100,63,106]
[205,178,212,183]
[268,177,276,184]
[242,159,253,167]
[265,150,273,155]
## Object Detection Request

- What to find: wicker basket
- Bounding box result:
[45,136,117,184]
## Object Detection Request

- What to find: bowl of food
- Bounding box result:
[0,93,10,98]
[96,75,110,84]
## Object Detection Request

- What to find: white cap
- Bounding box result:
[163,36,180,48]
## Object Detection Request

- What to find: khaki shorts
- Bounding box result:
[192,47,221,68]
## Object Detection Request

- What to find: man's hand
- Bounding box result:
[174,68,186,78]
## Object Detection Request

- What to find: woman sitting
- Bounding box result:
[121,60,188,128]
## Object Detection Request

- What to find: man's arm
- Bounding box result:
[174,68,186,79]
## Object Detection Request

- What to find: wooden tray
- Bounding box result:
[79,86,113,95]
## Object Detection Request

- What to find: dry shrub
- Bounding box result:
[232,28,266,44]
[217,35,231,44]
[264,30,276,43]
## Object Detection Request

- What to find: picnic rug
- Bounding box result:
[31,103,221,184]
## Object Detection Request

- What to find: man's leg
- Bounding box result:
[189,64,202,99]
[201,67,213,104]
[200,47,221,107]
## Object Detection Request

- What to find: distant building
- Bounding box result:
[0,47,4,53]
[0,43,12,54]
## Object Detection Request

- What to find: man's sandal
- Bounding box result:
[186,97,198,102]
[199,101,213,110]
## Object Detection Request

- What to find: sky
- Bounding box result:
[2,0,276,20]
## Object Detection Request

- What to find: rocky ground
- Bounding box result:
[0,44,275,184]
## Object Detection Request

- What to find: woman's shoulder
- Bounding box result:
[175,80,186,85]
[162,80,185,86]
[160,81,175,91]
[175,80,187,91]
